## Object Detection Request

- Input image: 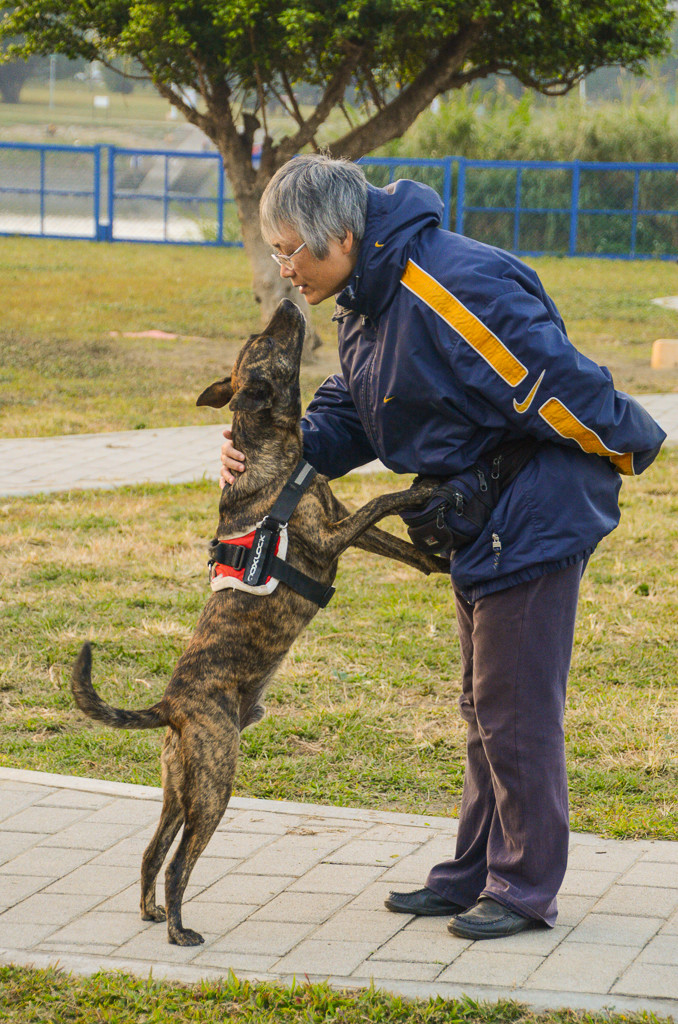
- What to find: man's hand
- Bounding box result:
[220,428,246,488]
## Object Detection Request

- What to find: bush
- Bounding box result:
[379,82,678,164]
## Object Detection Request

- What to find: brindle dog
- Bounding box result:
[71,299,447,946]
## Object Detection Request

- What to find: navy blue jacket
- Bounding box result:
[301,181,665,601]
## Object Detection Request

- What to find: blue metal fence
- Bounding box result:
[359,156,678,260]
[105,146,239,246]
[0,141,100,240]
[445,158,678,260]
[1,143,677,259]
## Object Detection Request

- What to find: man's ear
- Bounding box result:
[229,380,274,412]
[196,376,233,408]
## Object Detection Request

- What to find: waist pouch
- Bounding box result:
[402,439,540,557]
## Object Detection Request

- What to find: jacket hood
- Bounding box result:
[337,179,443,321]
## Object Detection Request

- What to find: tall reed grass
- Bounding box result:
[380,81,678,163]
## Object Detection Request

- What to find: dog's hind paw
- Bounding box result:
[168,927,205,946]
[141,905,167,923]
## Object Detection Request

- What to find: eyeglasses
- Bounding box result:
[271,241,307,268]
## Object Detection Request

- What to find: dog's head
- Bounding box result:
[196,299,306,425]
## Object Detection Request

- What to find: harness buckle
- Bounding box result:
[208,539,248,572]
[259,514,287,532]
[229,545,247,571]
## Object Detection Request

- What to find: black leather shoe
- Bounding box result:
[384,888,466,916]
[448,896,538,939]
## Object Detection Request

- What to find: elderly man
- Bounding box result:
[221,155,664,939]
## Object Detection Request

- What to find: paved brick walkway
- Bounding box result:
[1,769,676,1014]
[0,393,675,498]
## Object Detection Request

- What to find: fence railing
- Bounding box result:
[360,156,678,260]
[1,144,677,259]
[0,141,101,241]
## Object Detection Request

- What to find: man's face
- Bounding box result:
[270,225,358,306]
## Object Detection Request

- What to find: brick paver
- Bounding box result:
[0,768,677,1015]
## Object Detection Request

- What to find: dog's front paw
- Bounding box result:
[408,475,444,505]
[424,553,452,574]
[168,926,205,946]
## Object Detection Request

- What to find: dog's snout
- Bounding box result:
[263,299,306,341]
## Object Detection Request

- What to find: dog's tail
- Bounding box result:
[71,642,169,731]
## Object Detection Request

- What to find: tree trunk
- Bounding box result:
[0,65,27,104]
[213,137,323,361]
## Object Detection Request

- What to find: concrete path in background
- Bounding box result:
[0,393,676,498]
[0,769,676,1014]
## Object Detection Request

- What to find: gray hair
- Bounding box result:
[260,155,368,260]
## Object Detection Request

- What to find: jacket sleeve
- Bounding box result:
[301,374,377,479]
[415,265,666,476]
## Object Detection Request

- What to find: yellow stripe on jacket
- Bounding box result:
[401,260,528,387]
[539,398,635,475]
[400,260,635,475]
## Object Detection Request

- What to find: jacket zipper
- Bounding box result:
[359,329,383,460]
[492,531,502,571]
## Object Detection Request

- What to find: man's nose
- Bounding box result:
[279,262,294,279]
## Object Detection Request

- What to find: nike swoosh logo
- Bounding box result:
[383,395,395,404]
[375,241,385,248]
[513,369,546,414]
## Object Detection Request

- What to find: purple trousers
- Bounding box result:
[426,560,585,926]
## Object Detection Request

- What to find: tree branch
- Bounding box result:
[323,22,487,161]
[267,80,297,123]
[89,56,150,82]
[147,59,223,141]
[280,68,305,127]
[362,66,386,111]
[187,49,212,106]
[339,100,356,128]
[249,27,269,138]
[274,46,364,165]
[510,67,580,95]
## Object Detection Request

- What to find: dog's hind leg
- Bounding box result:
[165,726,239,946]
[140,730,184,923]
[140,796,182,923]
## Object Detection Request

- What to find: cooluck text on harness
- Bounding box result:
[208,459,335,608]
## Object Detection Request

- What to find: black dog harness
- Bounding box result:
[208,459,335,608]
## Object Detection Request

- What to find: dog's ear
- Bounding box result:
[196,376,234,408]
[228,380,274,412]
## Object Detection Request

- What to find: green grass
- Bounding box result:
[3,81,175,132]
[0,457,676,839]
[1,240,677,439]
[533,257,678,394]
[2,966,674,1024]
